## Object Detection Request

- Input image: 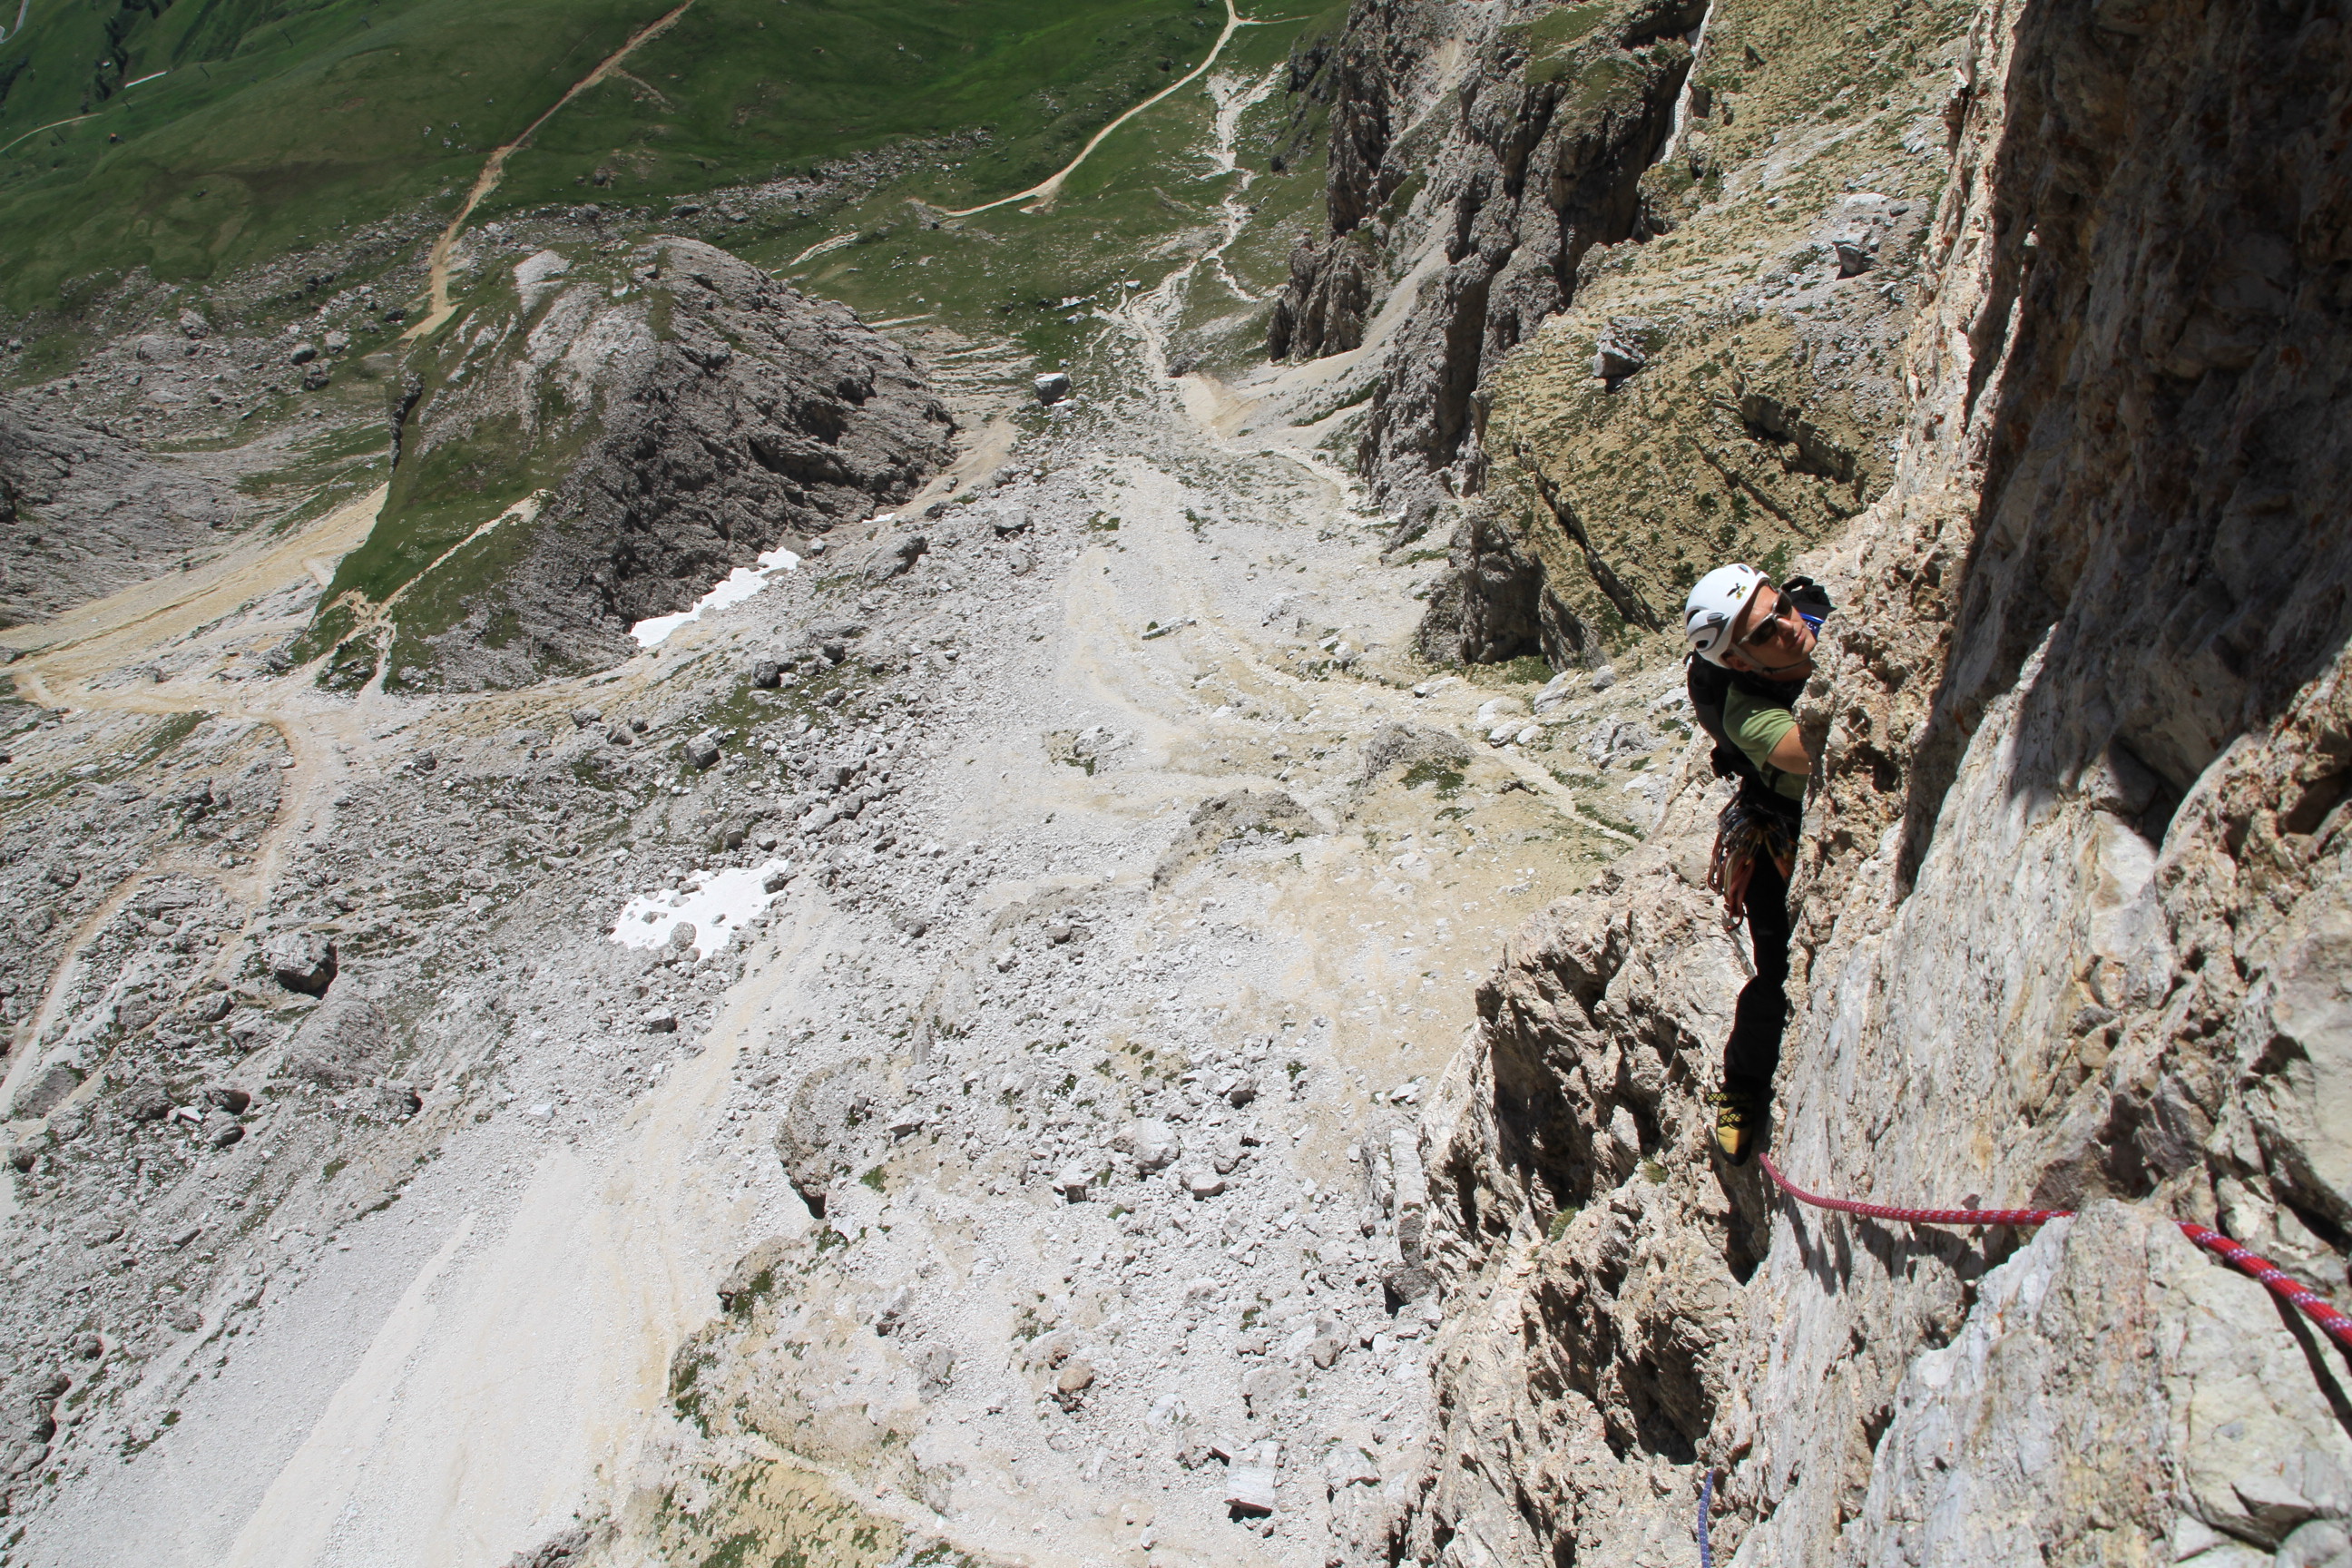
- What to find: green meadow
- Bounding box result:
[0,0,1305,316]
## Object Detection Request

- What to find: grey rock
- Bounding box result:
[264,931,338,995]
[683,732,721,769]
[715,1239,789,1312]
[286,994,390,1086]
[806,617,868,643]
[209,1120,244,1149]
[1116,1119,1181,1171]
[1378,1261,1434,1302]
[642,1009,680,1034]
[775,1057,882,1215]
[319,237,954,691]
[2279,1522,2352,1568]
[204,1085,250,1113]
[322,329,350,354]
[1155,789,1318,886]
[289,342,318,365]
[1034,371,1073,405]
[10,1063,80,1120]
[1224,1463,1277,1515]
[1590,322,1649,380]
[1357,724,1473,785]
[1186,1169,1227,1199]
[864,533,928,583]
[119,1081,173,1122]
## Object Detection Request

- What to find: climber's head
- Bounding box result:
[1684,564,1818,678]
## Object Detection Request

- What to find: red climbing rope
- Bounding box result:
[1757,1152,2352,1355]
[1757,1152,2068,1229]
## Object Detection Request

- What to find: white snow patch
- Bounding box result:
[629,544,800,649]
[610,861,792,958]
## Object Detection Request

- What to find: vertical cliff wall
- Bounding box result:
[1273,0,1707,536]
[1400,0,2352,1563]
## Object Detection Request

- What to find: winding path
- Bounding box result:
[407,0,699,339]
[937,0,1267,218]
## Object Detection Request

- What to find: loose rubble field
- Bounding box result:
[0,234,1706,1563]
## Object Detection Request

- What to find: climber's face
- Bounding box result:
[1721,583,1817,678]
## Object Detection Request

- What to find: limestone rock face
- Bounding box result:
[1399,0,2352,1563]
[308,237,955,691]
[1271,0,1702,533]
[775,1056,885,1216]
[0,397,233,626]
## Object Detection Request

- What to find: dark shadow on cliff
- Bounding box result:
[1892,0,2352,896]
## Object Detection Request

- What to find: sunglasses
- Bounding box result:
[1737,586,1804,652]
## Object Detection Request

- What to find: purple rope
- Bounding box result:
[1698,1469,1715,1568]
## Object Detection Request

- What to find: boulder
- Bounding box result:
[265,931,338,995]
[1116,1118,1181,1171]
[1224,1464,1277,1516]
[10,1063,80,1120]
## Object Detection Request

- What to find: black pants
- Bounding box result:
[1723,852,1791,1099]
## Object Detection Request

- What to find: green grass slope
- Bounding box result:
[0,0,1240,314]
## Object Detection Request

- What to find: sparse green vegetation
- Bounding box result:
[1401,760,1465,798]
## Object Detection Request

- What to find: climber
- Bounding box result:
[1682,564,1829,1164]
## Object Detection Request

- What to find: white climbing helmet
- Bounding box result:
[1684,563,1767,667]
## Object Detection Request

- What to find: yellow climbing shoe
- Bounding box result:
[1711,1089,1765,1166]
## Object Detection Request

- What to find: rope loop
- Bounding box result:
[1756,1152,2352,1354]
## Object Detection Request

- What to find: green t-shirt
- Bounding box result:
[1724,683,1808,802]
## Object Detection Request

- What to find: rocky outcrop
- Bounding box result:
[306,237,955,691]
[1402,0,2352,1562]
[1411,505,1591,667]
[1271,0,1705,533]
[0,397,234,626]
[1401,0,1961,663]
